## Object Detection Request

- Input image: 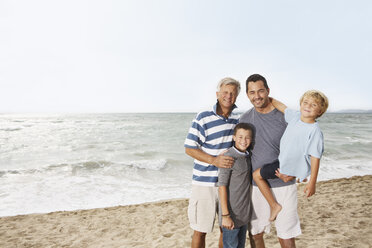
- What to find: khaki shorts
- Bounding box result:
[188,185,219,233]
[250,184,302,239]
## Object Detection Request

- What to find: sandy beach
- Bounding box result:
[0,175,371,248]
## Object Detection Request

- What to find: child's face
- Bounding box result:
[300,96,322,120]
[233,128,252,152]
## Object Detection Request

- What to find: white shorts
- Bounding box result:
[250,184,301,239]
[188,185,219,233]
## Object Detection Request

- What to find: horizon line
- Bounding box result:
[1,109,372,115]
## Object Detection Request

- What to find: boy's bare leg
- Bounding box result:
[249,232,265,248]
[191,231,206,248]
[253,169,282,221]
[278,237,296,248]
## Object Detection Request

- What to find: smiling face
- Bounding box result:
[246,80,270,111]
[233,128,252,152]
[300,96,322,122]
[216,84,238,111]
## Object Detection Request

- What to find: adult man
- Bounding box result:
[184,77,241,248]
[240,74,301,248]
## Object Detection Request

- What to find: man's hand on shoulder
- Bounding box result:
[185,147,234,168]
[212,153,234,168]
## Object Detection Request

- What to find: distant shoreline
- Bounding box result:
[329,109,372,114]
[1,110,372,115]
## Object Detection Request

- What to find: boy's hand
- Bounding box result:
[275,169,295,182]
[222,216,234,230]
[304,182,316,197]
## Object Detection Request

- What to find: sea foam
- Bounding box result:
[0,112,371,217]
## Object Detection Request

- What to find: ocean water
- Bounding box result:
[0,113,371,217]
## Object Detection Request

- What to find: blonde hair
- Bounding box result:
[300,90,329,117]
[217,77,241,95]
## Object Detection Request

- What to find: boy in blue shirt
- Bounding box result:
[253,90,329,222]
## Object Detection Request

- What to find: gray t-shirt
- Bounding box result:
[218,146,252,228]
[239,108,295,188]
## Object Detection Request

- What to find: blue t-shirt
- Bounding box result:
[278,108,324,181]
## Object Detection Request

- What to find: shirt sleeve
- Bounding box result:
[218,168,232,186]
[218,148,236,186]
[306,126,324,159]
[284,108,300,123]
[184,112,206,148]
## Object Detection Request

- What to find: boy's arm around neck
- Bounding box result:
[270,97,287,113]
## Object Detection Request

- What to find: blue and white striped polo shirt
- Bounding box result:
[184,103,240,187]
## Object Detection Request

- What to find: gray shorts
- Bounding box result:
[188,184,219,233]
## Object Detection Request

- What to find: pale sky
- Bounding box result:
[1,0,371,113]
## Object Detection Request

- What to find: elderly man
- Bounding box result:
[184,77,241,248]
[240,74,301,248]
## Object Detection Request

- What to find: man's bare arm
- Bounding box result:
[185,147,234,168]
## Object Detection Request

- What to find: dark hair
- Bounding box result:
[246,74,268,93]
[233,123,253,135]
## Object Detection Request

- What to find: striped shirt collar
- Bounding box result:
[213,102,238,118]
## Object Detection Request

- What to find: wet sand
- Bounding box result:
[0,175,371,247]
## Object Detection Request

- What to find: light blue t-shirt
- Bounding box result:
[278,108,324,181]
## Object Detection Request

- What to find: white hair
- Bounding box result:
[217,77,241,95]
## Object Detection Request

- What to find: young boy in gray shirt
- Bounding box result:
[218,123,253,248]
